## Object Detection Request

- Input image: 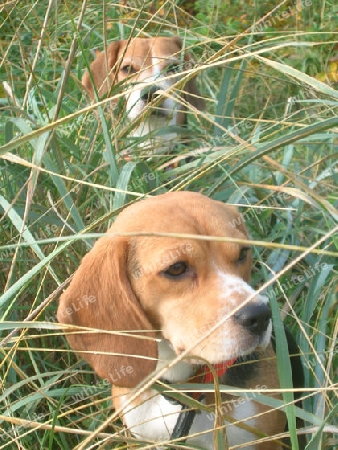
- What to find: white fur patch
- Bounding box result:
[123,55,184,152]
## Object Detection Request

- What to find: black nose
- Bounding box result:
[234,303,272,336]
[141,86,162,103]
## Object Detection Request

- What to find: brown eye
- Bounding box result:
[120,64,137,74]
[238,247,250,264]
[163,261,188,278]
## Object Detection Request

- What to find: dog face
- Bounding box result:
[125,193,271,364]
[57,192,271,388]
[82,37,204,140]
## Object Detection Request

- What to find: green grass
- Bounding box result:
[0,0,337,449]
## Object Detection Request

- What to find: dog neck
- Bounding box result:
[156,339,237,386]
[156,339,196,383]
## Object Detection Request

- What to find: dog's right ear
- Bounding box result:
[57,234,157,388]
[82,41,121,99]
[182,47,205,111]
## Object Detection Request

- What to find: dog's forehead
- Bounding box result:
[111,193,247,239]
[149,37,182,57]
[118,37,182,65]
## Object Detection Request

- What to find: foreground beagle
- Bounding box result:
[82,37,204,153]
[58,192,292,449]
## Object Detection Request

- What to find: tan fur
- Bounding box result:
[57,235,157,387]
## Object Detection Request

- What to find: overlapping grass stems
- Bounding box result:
[0,0,337,448]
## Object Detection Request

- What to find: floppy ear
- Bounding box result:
[82,41,121,99]
[183,48,205,111]
[57,235,157,388]
[169,36,205,111]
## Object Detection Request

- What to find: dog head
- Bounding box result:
[57,192,271,388]
[82,37,204,131]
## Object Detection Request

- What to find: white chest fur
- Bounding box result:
[117,340,261,449]
[120,389,214,448]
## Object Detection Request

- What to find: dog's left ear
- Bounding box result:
[82,41,122,99]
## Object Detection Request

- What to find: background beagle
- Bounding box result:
[58,191,297,449]
[82,37,204,154]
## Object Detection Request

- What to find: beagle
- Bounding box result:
[82,37,204,154]
[58,192,294,449]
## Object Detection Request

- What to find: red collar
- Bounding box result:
[202,358,237,383]
[188,358,237,392]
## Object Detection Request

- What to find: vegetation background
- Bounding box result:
[0,0,337,448]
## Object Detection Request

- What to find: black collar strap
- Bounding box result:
[155,378,205,440]
[159,384,205,441]
[170,401,202,440]
[157,359,237,442]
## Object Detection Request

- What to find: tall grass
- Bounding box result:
[0,0,337,449]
